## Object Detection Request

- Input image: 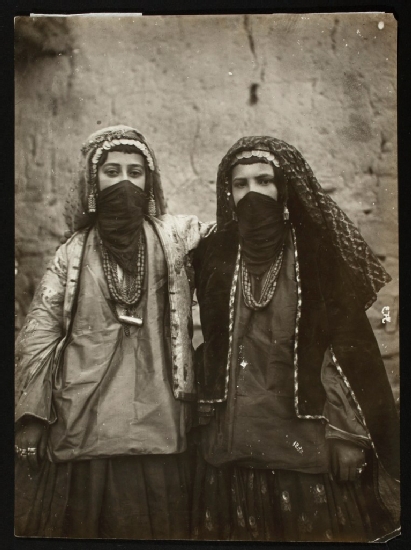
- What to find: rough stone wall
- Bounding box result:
[15,14,398,404]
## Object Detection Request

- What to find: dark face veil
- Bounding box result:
[216,136,391,309]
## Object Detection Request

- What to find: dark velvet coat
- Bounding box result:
[193,213,399,481]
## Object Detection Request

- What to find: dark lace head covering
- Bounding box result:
[216,136,391,309]
[64,125,167,233]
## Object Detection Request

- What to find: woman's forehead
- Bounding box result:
[102,150,145,165]
[231,162,274,179]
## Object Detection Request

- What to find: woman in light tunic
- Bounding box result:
[192,136,400,542]
[15,125,211,539]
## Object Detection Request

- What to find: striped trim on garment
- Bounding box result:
[198,243,241,404]
[292,225,326,421]
[329,346,378,461]
[291,225,376,459]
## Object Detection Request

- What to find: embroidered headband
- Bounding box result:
[84,138,155,191]
[230,149,280,168]
[91,139,155,170]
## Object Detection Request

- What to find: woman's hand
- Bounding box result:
[15,417,48,470]
[329,439,367,482]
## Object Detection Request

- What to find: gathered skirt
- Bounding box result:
[192,452,399,542]
[15,452,192,540]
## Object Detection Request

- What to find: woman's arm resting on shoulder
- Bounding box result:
[173,215,216,253]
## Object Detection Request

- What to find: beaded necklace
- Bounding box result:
[241,246,284,310]
[100,229,146,335]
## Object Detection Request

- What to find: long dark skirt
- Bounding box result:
[15,452,192,539]
[192,453,399,542]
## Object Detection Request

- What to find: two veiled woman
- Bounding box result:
[15,126,211,539]
[192,136,400,542]
[15,128,400,542]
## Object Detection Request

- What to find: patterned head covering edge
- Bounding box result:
[64,125,167,233]
[216,135,391,309]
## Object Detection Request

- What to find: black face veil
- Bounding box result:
[96,180,148,275]
[235,191,287,275]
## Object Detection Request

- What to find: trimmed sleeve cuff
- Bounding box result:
[325,423,371,448]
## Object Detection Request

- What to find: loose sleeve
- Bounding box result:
[319,242,400,479]
[15,244,68,425]
[321,354,371,448]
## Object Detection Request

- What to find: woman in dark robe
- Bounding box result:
[15,125,212,539]
[192,136,400,542]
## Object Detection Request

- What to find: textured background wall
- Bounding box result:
[15,13,399,405]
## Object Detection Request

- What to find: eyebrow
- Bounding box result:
[232,172,274,180]
[102,162,144,167]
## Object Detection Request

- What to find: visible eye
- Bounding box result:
[129,169,144,178]
[232,180,247,189]
[257,177,275,186]
[104,167,119,177]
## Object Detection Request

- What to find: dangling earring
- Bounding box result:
[88,185,97,213]
[148,186,156,217]
[283,203,290,222]
[226,186,237,221]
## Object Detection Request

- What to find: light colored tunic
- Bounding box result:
[48,221,187,462]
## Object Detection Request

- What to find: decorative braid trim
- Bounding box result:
[198,243,241,404]
[292,225,327,421]
[329,346,377,460]
[291,225,376,458]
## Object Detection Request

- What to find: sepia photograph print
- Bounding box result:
[14,12,400,542]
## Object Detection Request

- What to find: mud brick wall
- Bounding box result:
[15,14,398,404]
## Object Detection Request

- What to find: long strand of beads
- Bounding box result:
[99,230,146,334]
[101,230,145,307]
[241,247,284,310]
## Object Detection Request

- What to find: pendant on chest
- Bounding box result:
[118,314,143,327]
